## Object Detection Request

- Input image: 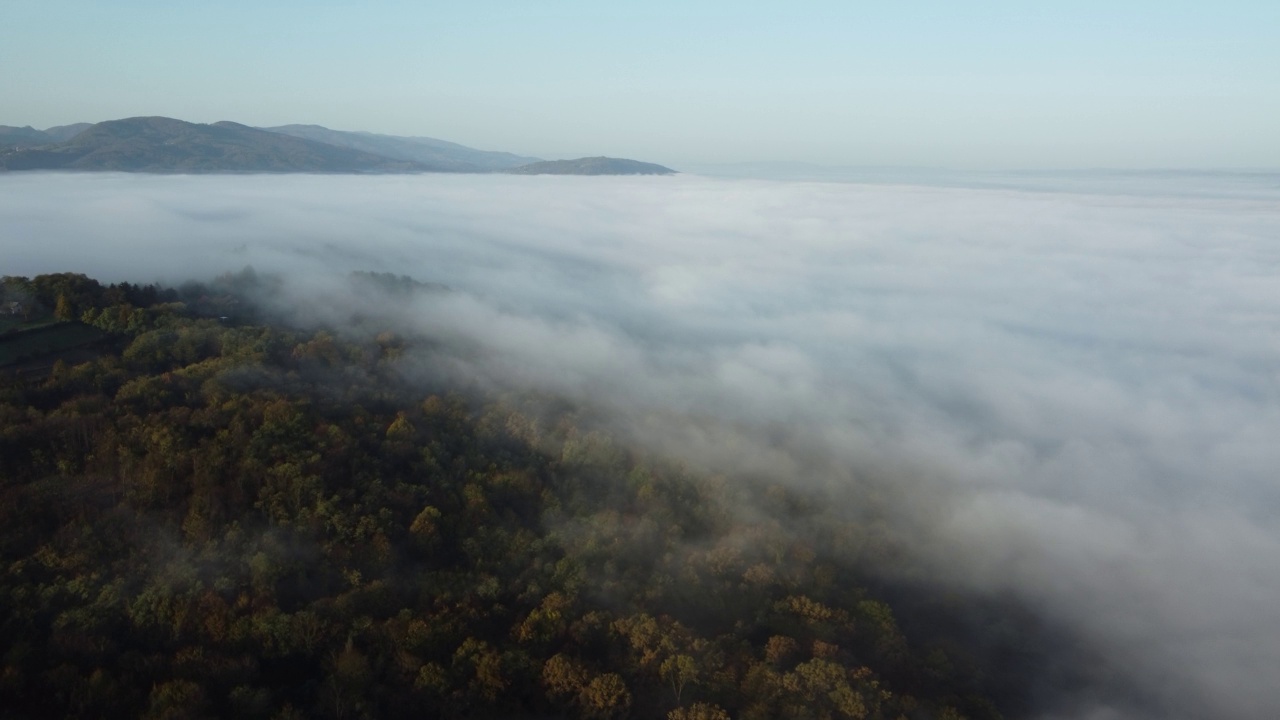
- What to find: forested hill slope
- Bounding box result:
[0,125,54,148]
[0,271,1083,719]
[0,117,427,173]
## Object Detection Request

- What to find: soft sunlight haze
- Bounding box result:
[2,1,1278,168]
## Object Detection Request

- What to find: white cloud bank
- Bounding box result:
[3,171,1280,718]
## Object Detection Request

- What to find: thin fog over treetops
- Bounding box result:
[3,171,1280,719]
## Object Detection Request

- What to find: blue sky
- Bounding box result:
[3,1,1277,168]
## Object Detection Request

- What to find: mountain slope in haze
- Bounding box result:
[0,126,56,148]
[0,117,428,173]
[263,124,540,172]
[506,156,676,175]
[42,123,93,142]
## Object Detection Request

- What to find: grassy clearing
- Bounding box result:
[0,322,108,367]
[0,316,57,335]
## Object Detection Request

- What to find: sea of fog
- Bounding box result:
[3,171,1280,719]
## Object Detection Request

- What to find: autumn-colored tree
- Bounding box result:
[515,591,574,645]
[542,653,590,704]
[326,641,372,719]
[453,638,507,704]
[782,659,867,720]
[54,293,74,321]
[579,673,631,720]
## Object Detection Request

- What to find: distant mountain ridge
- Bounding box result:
[0,116,676,175]
[0,117,434,173]
[506,157,676,175]
[0,124,87,147]
[0,123,109,148]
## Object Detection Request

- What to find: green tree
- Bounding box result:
[669,703,731,720]
[661,654,698,705]
[144,680,211,720]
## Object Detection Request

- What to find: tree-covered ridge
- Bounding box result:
[0,123,91,148]
[1,273,1047,719]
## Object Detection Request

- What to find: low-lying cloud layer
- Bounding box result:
[4,171,1280,719]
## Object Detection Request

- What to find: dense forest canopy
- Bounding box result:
[0,271,1098,719]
